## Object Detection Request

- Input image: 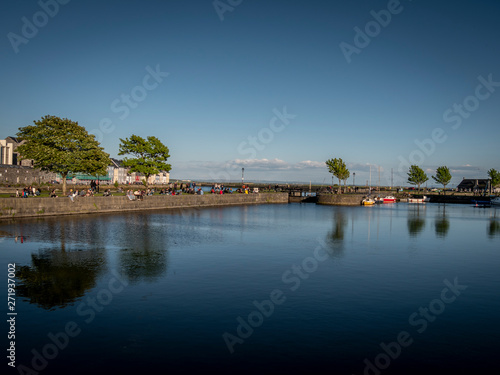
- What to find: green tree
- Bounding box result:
[16,115,110,195]
[488,168,500,191]
[432,166,452,194]
[407,165,428,191]
[118,135,171,188]
[326,158,350,194]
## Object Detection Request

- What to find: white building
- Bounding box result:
[0,139,14,165]
[108,158,129,184]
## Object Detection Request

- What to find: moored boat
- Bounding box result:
[491,197,500,206]
[361,197,376,205]
[407,195,429,203]
[383,196,397,203]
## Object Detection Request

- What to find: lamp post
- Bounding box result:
[353,172,356,188]
[242,168,244,186]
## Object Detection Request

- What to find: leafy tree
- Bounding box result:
[488,168,500,190]
[118,135,171,188]
[407,165,428,191]
[432,166,452,194]
[16,115,110,195]
[326,158,350,193]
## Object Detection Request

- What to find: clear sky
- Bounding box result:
[1,0,499,186]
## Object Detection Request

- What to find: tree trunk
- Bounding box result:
[62,172,68,196]
[338,178,341,194]
[443,184,446,195]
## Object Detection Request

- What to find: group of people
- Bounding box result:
[89,179,99,193]
[126,189,147,200]
[68,188,96,202]
[16,186,41,198]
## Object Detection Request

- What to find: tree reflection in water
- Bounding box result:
[408,206,426,237]
[488,219,500,238]
[325,209,347,259]
[16,247,106,310]
[435,205,450,238]
[118,214,169,283]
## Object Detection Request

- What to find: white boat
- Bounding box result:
[407,195,430,203]
[491,197,500,206]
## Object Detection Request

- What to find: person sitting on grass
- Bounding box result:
[50,189,58,198]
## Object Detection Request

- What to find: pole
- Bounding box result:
[369,165,372,192]
[353,173,356,188]
[242,168,244,186]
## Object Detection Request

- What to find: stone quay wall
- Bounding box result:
[316,194,365,206]
[0,193,289,220]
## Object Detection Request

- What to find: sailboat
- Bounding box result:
[362,166,375,205]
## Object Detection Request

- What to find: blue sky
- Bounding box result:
[1,0,499,186]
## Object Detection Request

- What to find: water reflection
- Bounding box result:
[435,205,450,238]
[17,247,106,310]
[488,219,500,238]
[325,209,347,258]
[117,214,169,283]
[407,206,426,237]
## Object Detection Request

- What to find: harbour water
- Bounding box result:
[1,202,499,374]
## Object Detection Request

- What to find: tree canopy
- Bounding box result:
[488,168,500,188]
[16,115,110,195]
[118,135,171,187]
[432,166,452,194]
[326,158,350,193]
[407,165,428,191]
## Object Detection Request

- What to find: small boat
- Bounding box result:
[374,196,384,204]
[472,200,491,208]
[491,197,500,206]
[407,195,429,204]
[361,197,376,205]
[383,196,397,203]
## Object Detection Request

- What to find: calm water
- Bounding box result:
[1,202,499,374]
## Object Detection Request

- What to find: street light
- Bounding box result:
[242,168,244,186]
[353,172,356,187]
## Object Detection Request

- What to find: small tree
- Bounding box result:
[16,115,110,195]
[326,158,350,194]
[432,166,452,194]
[488,168,500,192]
[118,135,171,189]
[407,165,428,191]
